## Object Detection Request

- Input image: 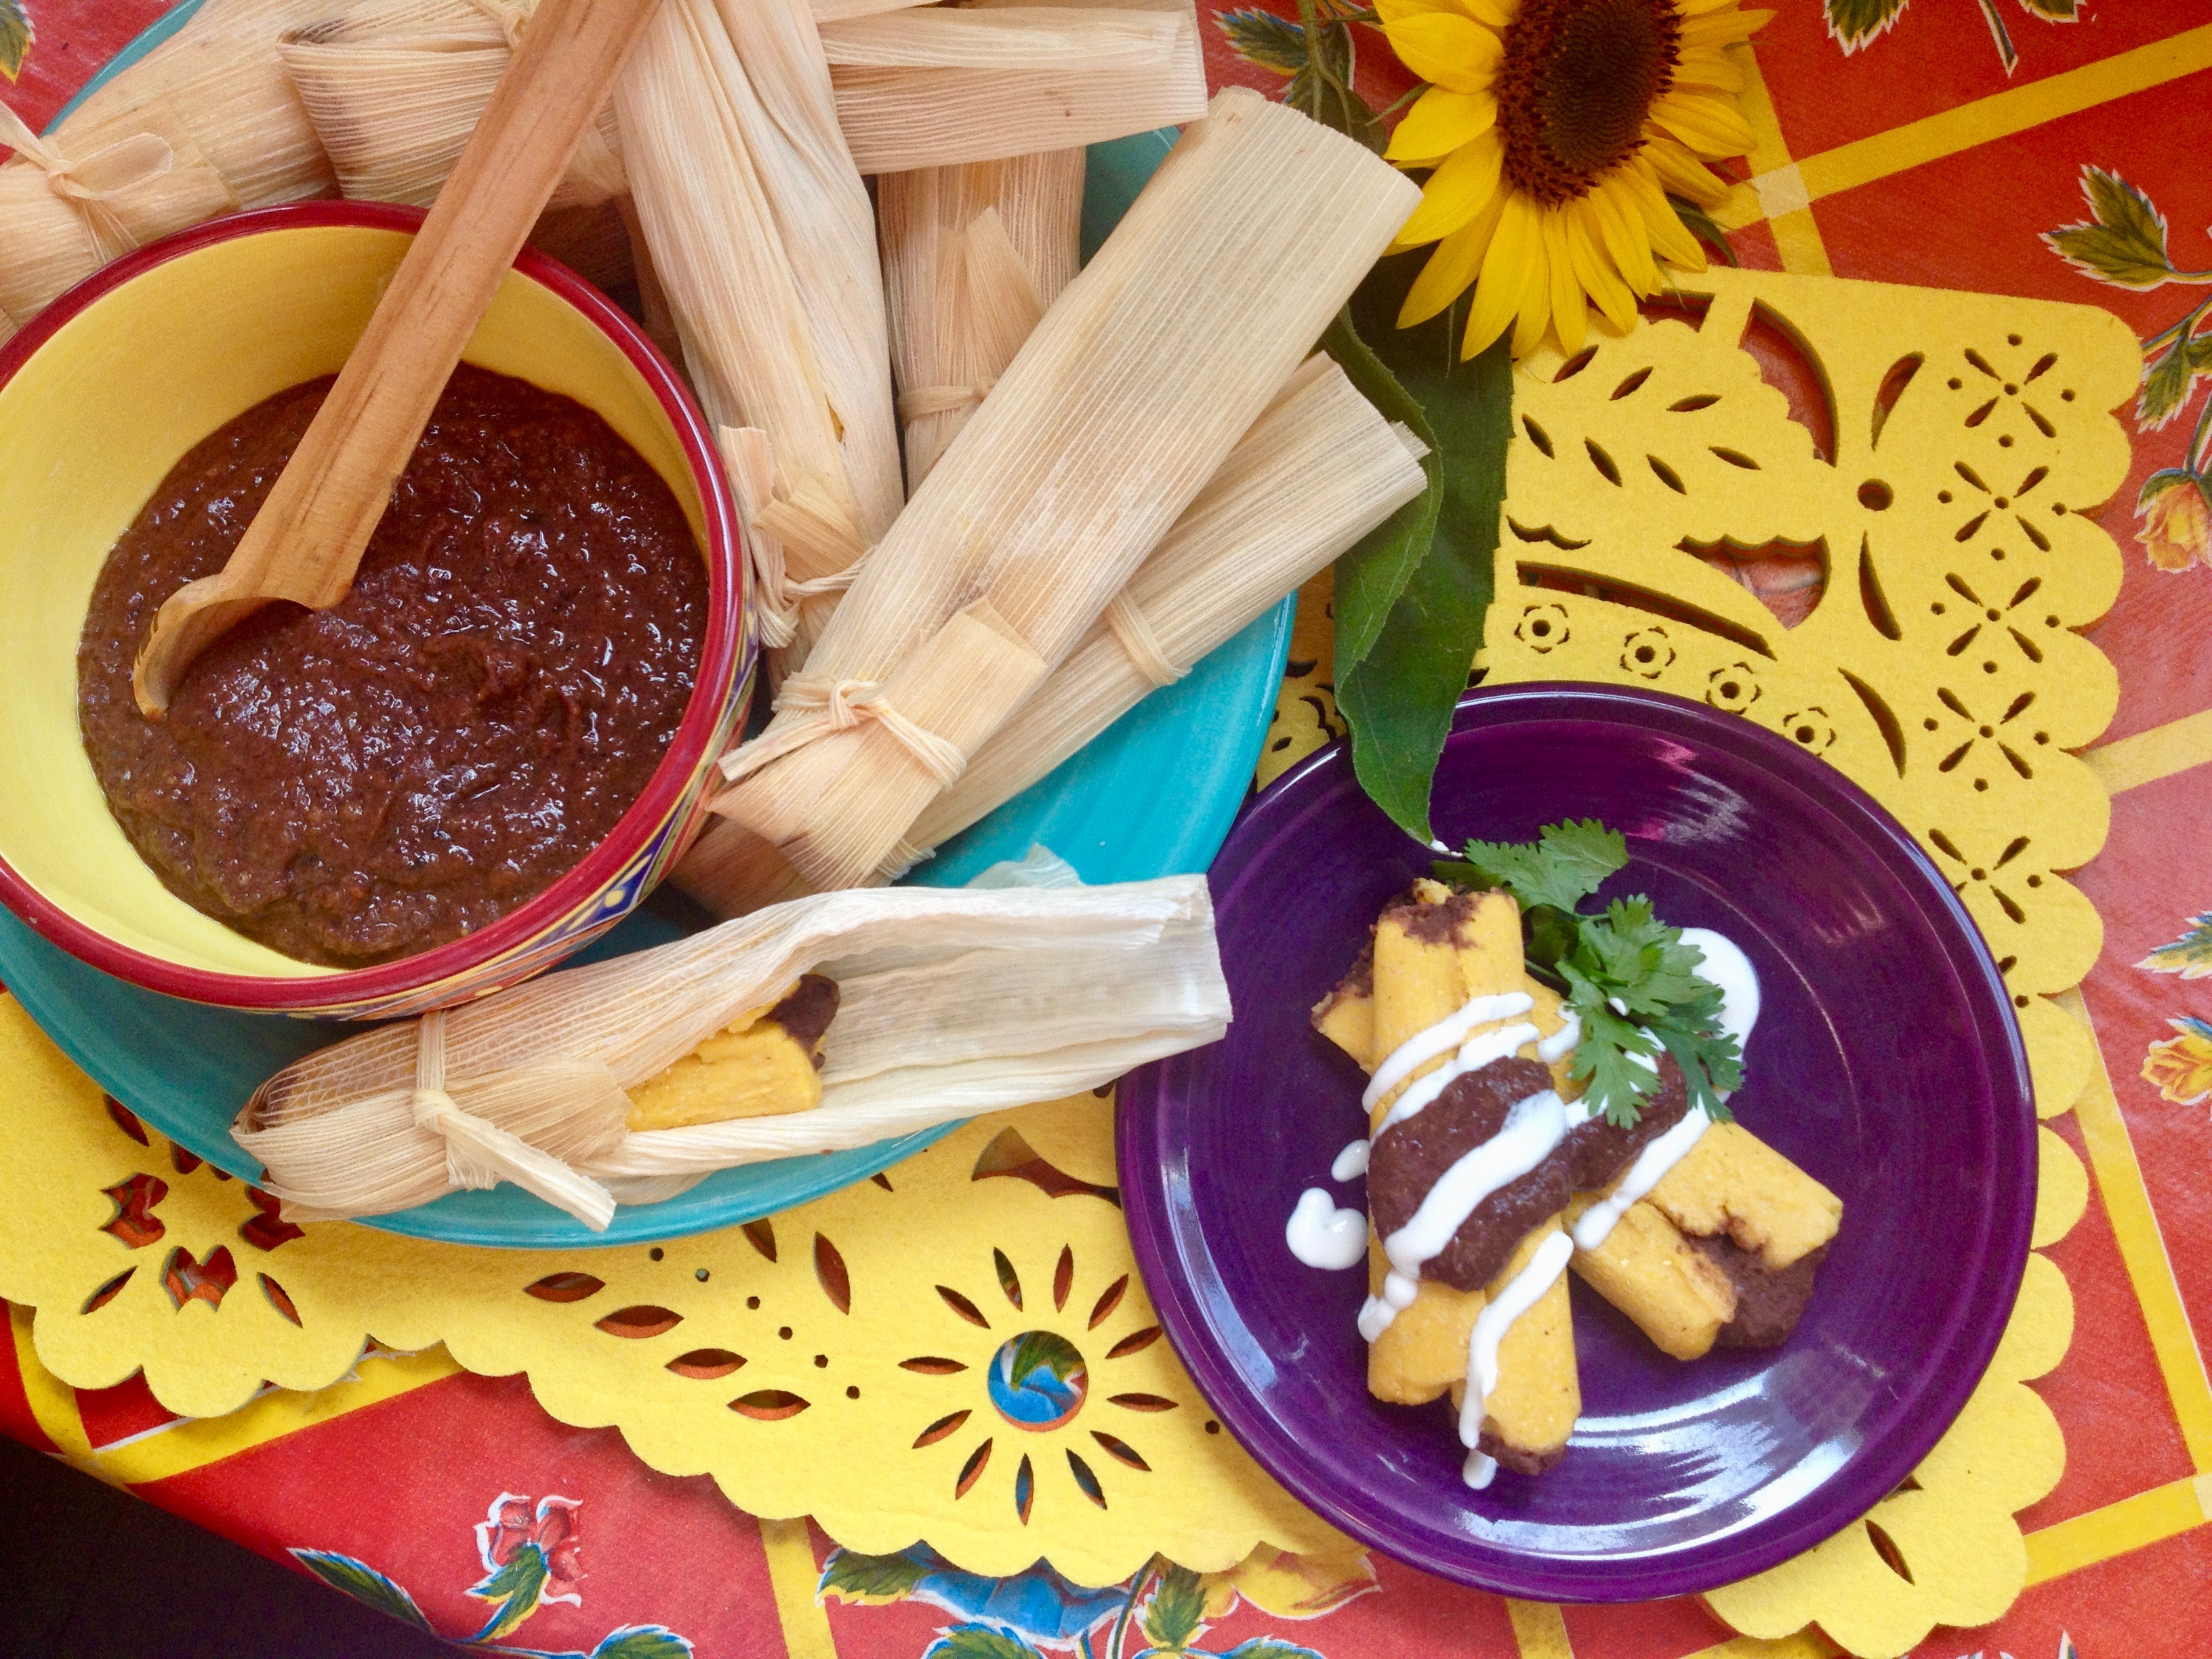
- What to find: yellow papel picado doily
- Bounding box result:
[0,264,2137,1650]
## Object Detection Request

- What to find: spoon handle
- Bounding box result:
[134,0,659,715]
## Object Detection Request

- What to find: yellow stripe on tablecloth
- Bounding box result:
[1507,1599,1574,1658]
[2060,989,2212,1472]
[1677,1629,1841,1658]
[760,1517,839,1659]
[1733,43,1832,276]
[1715,22,2212,230]
[2084,709,2212,795]
[89,1346,462,1487]
[7,1303,110,1484]
[2022,1473,2211,1584]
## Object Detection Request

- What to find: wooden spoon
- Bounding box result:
[132,0,661,717]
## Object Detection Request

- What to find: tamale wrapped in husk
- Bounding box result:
[277,32,626,211]
[674,356,1428,918]
[878,149,1084,488]
[233,878,1227,1228]
[711,88,1420,895]
[820,0,1208,173]
[0,0,561,325]
[615,0,884,665]
[0,101,238,324]
[708,0,903,653]
[811,0,933,18]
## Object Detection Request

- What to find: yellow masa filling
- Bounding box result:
[624,984,827,1131]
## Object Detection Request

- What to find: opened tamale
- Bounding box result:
[712,88,1420,895]
[234,878,1227,1229]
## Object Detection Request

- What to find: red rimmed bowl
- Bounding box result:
[0,202,754,1019]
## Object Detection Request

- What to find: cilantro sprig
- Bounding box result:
[1436,820,1743,1129]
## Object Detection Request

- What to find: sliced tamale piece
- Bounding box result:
[1564,1190,1738,1361]
[1456,1218,1578,1473]
[1643,1120,1843,1271]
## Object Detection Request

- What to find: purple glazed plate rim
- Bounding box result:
[1117,680,2037,1602]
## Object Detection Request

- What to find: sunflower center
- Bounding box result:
[1497,0,1682,205]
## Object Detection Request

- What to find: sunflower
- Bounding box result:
[1378,0,1770,358]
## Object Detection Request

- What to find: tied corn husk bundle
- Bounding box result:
[710,89,1420,897]
[0,0,492,325]
[617,0,901,666]
[821,0,1208,174]
[674,355,1429,918]
[878,150,1084,488]
[0,100,238,325]
[233,877,1227,1229]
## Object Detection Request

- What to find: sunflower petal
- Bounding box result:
[1399,191,1509,327]
[1463,193,1536,359]
[1381,13,1502,94]
[1624,163,1708,272]
[1393,128,1504,245]
[1650,91,1755,158]
[1386,87,1496,165]
[1674,0,1748,15]
[1589,177,1662,294]
[1641,134,1732,205]
[1567,201,1639,334]
[1671,46,1746,93]
[1540,210,1586,357]
[1377,0,1513,24]
[1680,7,1769,47]
[1511,234,1554,359]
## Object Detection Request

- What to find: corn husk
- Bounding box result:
[233,877,1227,1226]
[615,0,888,665]
[709,0,903,646]
[712,89,1420,895]
[879,150,1084,487]
[0,0,530,325]
[673,357,1427,917]
[811,0,933,19]
[821,0,1208,174]
[0,100,238,323]
[276,32,626,212]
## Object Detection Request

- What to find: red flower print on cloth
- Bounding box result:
[478,1492,585,1603]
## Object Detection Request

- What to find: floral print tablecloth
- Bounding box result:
[4,2,2211,1656]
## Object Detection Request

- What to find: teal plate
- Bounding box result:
[1,42,1290,1246]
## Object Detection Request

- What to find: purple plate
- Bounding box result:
[1118,682,2036,1602]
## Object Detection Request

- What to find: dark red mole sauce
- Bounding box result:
[77,366,708,969]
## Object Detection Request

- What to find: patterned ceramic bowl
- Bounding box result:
[0,202,754,1019]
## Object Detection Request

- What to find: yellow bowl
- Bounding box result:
[0,203,754,1019]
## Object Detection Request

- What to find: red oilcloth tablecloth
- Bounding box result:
[4,3,2211,1656]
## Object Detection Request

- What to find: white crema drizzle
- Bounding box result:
[1285,1188,1368,1269]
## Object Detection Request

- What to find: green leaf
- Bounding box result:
[2140,338,2190,428]
[589,1628,695,1659]
[1140,1565,1208,1653]
[923,1626,1048,1659]
[1283,9,1385,153]
[1216,6,1308,75]
[1322,310,1442,673]
[1219,1643,1327,1659]
[2043,167,2175,289]
[1332,254,1513,842]
[289,1550,436,1633]
[1667,194,1740,267]
[1824,0,1909,51]
[2141,468,2202,506]
[2139,911,2212,978]
[0,0,30,82]
[819,1548,933,1605]
[1460,819,1628,915]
